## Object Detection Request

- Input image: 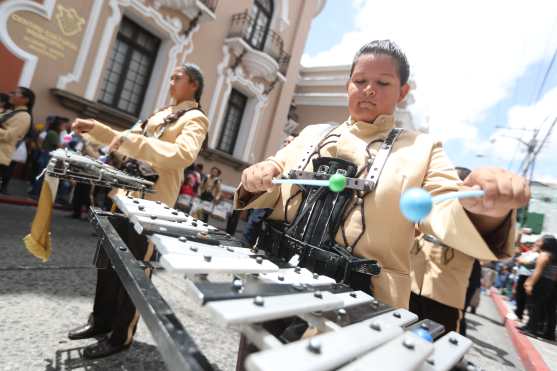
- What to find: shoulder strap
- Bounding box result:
[144,106,205,138]
[294,123,338,171]
[0,109,27,126]
[364,127,403,191]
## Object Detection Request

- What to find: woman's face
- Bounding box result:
[532,238,543,252]
[169,67,197,103]
[211,168,220,177]
[9,88,28,107]
[347,54,409,123]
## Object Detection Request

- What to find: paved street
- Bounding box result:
[0,203,524,370]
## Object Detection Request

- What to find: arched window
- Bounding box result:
[247,0,273,50]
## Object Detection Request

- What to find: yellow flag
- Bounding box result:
[23,175,59,262]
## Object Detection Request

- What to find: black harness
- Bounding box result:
[258,126,403,294]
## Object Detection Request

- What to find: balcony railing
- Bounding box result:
[228,11,290,76]
[198,0,218,13]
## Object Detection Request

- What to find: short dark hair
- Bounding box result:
[180,63,204,103]
[455,167,471,181]
[18,87,36,139]
[349,40,410,86]
[18,86,35,112]
[0,92,11,110]
[541,235,557,262]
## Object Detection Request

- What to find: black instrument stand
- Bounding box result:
[90,207,215,371]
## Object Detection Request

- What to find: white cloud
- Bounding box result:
[302,0,557,144]
[455,85,557,181]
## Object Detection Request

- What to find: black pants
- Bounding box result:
[409,292,462,334]
[514,275,529,320]
[226,209,241,236]
[93,219,152,346]
[72,183,91,218]
[527,277,557,339]
[0,162,15,192]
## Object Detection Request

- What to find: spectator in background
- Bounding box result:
[180,172,197,197]
[513,238,541,321]
[70,138,101,220]
[58,117,70,146]
[521,235,557,341]
[0,87,34,194]
[495,265,511,290]
[193,163,205,195]
[29,117,64,197]
[199,166,222,201]
[481,261,498,291]
[194,166,222,222]
[464,260,482,315]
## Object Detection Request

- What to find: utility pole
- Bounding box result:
[517,114,557,225]
[520,115,557,179]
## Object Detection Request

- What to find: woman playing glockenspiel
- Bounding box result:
[69,63,208,359]
[236,40,529,311]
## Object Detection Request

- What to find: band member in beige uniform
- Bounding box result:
[235,40,530,310]
[69,63,209,359]
[410,167,480,333]
[0,87,34,194]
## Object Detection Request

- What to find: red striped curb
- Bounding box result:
[0,195,70,210]
[489,288,550,371]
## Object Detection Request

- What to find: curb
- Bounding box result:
[489,288,550,371]
[0,195,70,211]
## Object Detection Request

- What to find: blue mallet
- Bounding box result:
[400,187,485,223]
[412,328,433,342]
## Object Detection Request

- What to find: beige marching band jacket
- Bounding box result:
[0,106,31,166]
[86,100,208,206]
[410,236,475,310]
[235,115,515,309]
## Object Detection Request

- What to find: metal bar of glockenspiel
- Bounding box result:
[90,208,214,371]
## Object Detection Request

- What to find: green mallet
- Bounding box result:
[272,173,347,192]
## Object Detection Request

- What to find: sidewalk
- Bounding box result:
[490,289,556,371]
[0,177,71,210]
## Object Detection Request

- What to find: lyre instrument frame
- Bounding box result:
[46,149,154,194]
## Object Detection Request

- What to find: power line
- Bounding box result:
[496,20,557,171]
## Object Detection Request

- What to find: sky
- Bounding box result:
[302,0,557,183]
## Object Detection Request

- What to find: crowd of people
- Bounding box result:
[0,88,35,195]
[179,163,224,222]
[483,231,557,341]
[0,87,122,219]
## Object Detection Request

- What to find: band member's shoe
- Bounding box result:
[68,314,110,340]
[83,338,131,359]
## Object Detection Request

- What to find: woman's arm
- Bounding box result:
[75,112,208,169]
[419,141,516,261]
[234,124,322,210]
[117,113,208,169]
[524,252,550,295]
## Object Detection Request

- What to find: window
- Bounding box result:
[98,17,160,116]
[218,89,248,154]
[247,0,273,50]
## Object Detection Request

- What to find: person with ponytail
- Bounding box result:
[0,87,34,193]
[69,63,209,359]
